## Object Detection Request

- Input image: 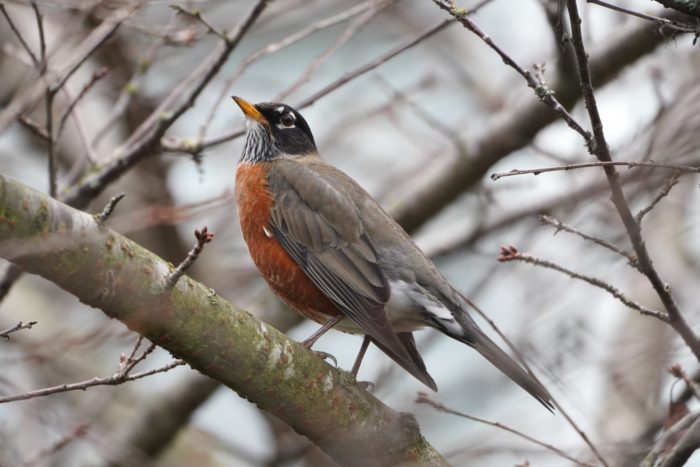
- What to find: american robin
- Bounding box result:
[232,96,553,409]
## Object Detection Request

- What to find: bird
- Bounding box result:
[232,96,553,410]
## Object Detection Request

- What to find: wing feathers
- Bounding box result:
[266,161,435,388]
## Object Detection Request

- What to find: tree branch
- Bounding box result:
[565,0,700,362]
[491,160,700,180]
[498,246,667,321]
[416,392,591,466]
[403,5,687,233]
[0,174,448,467]
[0,321,37,340]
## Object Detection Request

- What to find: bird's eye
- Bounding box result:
[280,113,295,127]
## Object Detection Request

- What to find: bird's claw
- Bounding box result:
[312,350,338,368]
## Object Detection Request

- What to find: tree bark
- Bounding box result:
[0,174,449,467]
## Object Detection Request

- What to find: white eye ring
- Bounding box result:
[280,113,295,127]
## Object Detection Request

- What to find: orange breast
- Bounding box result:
[235,162,341,324]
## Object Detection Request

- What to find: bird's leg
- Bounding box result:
[302,314,344,367]
[351,335,371,376]
[351,335,375,391]
[302,314,344,348]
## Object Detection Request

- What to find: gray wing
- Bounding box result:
[267,160,436,389]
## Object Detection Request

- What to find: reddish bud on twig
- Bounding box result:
[498,245,519,262]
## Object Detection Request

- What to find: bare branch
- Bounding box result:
[274,3,384,102]
[90,17,177,152]
[460,294,610,467]
[538,215,637,265]
[0,6,135,133]
[170,5,229,43]
[195,0,377,143]
[491,160,700,180]
[164,226,214,289]
[0,4,39,67]
[93,192,125,225]
[498,245,667,321]
[635,171,681,223]
[0,321,37,340]
[18,115,49,141]
[56,66,109,139]
[588,0,700,33]
[173,0,499,154]
[432,0,592,143]
[23,423,90,467]
[0,359,184,404]
[565,0,700,361]
[63,0,269,209]
[416,393,592,466]
[29,1,56,197]
[394,7,684,234]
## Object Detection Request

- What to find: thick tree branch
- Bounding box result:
[0,175,448,467]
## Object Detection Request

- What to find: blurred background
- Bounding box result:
[0,0,699,465]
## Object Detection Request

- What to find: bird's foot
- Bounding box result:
[310,350,338,368]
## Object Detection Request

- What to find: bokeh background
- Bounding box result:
[1,0,699,465]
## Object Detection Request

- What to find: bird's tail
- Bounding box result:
[452,312,554,411]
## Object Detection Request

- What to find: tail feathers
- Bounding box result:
[453,314,554,411]
[370,332,437,391]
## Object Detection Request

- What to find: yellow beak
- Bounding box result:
[232,96,267,124]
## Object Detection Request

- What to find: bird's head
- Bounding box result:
[233,96,317,163]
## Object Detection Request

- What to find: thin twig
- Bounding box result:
[56,66,109,139]
[0,321,37,340]
[635,171,681,223]
[275,3,385,102]
[93,192,125,225]
[30,2,56,197]
[538,215,637,265]
[120,335,156,374]
[491,160,700,180]
[0,4,39,67]
[45,91,56,197]
[30,2,45,68]
[170,5,229,43]
[196,0,376,142]
[64,0,269,208]
[23,423,90,467]
[432,0,592,144]
[565,0,700,362]
[588,0,700,34]
[415,393,592,466]
[0,5,134,136]
[0,360,184,404]
[498,245,667,321]
[374,75,461,142]
[169,4,504,153]
[460,294,611,467]
[90,16,176,152]
[164,227,214,289]
[18,115,49,140]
